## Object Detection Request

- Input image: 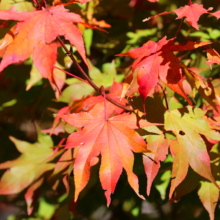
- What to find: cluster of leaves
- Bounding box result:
[0,0,220,220]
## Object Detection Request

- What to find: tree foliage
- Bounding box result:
[0,0,220,220]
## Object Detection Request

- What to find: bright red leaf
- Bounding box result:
[117,36,210,103]
[143,3,209,30]
[174,3,208,30]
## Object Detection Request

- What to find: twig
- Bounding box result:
[54,66,90,85]
[173,18,185,39]
[57,36,133,112]
[173,0,192,40]
[157,82,170,112]
[32,1,132,112]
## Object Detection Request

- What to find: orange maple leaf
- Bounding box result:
[0,5,91,83]
[60,105,160,205]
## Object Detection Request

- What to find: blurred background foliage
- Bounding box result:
[0,0,220,219]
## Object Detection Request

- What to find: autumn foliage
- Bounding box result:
[0,0,220,219]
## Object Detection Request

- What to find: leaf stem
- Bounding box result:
[173,0,192,40]
[43,0,48,10]
[173,18,185,39]
[54,66,90,85]
[157,82,170,112]
[57,36,133,112]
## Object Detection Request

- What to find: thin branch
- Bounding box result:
[32,2,132,112]
[57,36,133,112]
[173,17,185,39]
[54,66,90,85]
[157,82,170,112]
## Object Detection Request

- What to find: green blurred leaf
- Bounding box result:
[0,0,34,11]
[0,125,55,194]
[38,198,56,219]
[126,28,157,44]
[83,29,93,56]
[155,170,171,200]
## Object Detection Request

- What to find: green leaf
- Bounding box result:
[83,29,93,55]
[0,127,55,194]
[0,0,34,11]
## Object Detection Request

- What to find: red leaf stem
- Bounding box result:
[173,0,193,40]
[54,66,90,85]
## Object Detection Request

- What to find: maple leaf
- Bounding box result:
[0,125,55,195]
[117,36,210,103]
[143,3,209,30]
[174,3,208,30]
[0,5,91,83]
[60,105,159,205]
[165,106,220,197]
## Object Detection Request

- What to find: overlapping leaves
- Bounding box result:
[0,4,94,85]
[60,104,159,205]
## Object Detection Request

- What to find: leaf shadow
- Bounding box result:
[129,93,166,124]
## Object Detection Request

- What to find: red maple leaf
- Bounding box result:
[117,36,210,103]
[143,3,210,30]
[0,5,94,83]
[60,104,160,205]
